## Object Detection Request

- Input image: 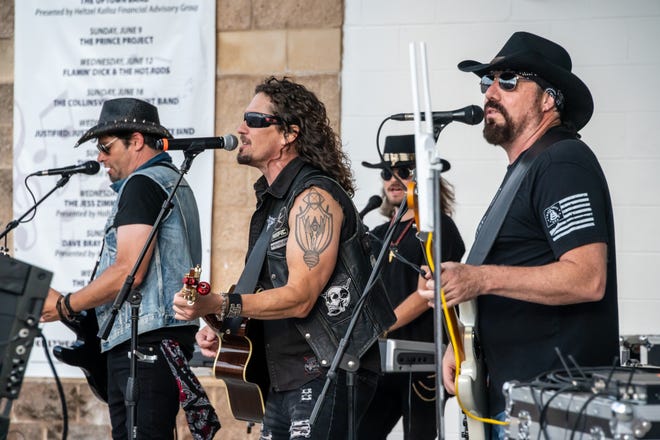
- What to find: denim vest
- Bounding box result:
[95,157,202,352]
[263,166,396,371]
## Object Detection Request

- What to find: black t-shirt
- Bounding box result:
[114,174,167,228]
[113,172,197,356]
[478,137,619,415]
[371,214,465,342]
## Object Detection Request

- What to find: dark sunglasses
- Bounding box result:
[244,112,284,128]
[480,71,536,94]
[96,136,119,155]
[380,167,413,181]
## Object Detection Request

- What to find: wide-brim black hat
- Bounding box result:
[458,31,593,131]
[75,98,172,147]
[362,134,449,172]
[362,134,417,169]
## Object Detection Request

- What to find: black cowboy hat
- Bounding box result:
[458,31,593,131]
[75,98,172,147]
[362,134,450,172]
[362,134,416,169]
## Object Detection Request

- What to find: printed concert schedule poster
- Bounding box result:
[13,0,215,377]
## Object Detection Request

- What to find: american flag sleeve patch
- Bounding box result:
[543,193,595,241]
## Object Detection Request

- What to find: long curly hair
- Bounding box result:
[255,77,355,196]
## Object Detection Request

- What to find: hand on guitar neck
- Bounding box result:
[408,181,490,439]
[172,266,224,323]
[175,267,267,422]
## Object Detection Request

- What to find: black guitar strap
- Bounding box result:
[223,222,272,333]
[224,165,327,333]
[466,128,575,265]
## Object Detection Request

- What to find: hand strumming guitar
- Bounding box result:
[40,288,64,322]
[195,326,219,358]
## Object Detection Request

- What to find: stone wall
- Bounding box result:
[0,0,343,438]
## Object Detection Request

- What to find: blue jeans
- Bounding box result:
[490,411,507,440]
[106,342,180,439]
[260,370,378,440]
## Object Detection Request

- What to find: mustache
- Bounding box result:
[485,100,504,113]
[387,182,406,191]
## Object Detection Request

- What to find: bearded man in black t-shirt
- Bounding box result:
[419,32,619,440]
[358,134,465,440]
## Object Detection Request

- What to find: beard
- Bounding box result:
[236,150,251,165]
[483,101,514,146]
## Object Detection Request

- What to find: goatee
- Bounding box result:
[237,153,251,165]
[483,100,513,146]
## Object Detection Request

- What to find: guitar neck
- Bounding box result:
[444,306,465,362]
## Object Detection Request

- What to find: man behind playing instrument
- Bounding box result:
[40,98,206,439]
[358,134,465,439]
[173,77,395,439]
[419,32,619,439]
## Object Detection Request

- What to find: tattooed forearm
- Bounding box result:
[295,189,333,269]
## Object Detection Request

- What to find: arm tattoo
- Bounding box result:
[294,189,334,269]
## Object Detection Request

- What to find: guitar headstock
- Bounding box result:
[406,181,420,230]
[182,265,210,305]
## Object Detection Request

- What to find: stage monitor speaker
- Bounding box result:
[0,255,52,399]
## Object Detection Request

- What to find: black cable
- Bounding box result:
[569,392,608,440]
[22,175,39,223]
[38,330,68,440]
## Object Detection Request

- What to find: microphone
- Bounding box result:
[33,160,100,176]
[359,195,383,219]
[156,134,239,152]
[390,105,484,125]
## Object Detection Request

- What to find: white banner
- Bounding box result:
[13,0,216,377]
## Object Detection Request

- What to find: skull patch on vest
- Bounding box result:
[321,278,352,317]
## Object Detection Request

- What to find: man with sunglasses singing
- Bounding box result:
[359,134,465,439]
[419,32,619,438]
[40,98,213,439]
[173,77,395,439]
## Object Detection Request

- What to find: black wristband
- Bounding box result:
[63,293,79,317]
[226,293,242,319]
[56,295,67,321]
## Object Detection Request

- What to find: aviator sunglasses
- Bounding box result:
[479,71,537,94]
[380,167,413,181]
[244,112,284,128]
[96,136,120,155]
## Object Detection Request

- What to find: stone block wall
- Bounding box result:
[0,0,343,437]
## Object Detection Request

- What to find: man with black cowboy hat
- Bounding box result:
[358,134,465,440]
[40,98,218,439]
[419,32,619,438]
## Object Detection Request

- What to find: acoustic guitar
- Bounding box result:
[182,269,269,423]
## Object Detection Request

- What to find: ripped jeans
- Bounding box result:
[260,370,378,440]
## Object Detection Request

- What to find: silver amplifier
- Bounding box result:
[505,380,660,439]
[378,338,436,373]
[621,335,660,368]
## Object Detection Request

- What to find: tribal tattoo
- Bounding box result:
[294,189,333,269]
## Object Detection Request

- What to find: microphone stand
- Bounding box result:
[309,199,407,440]
[0,174,72,244]
[97,147,203,439]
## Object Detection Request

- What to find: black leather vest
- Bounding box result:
[262,165,395,371]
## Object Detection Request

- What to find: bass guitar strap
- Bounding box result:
[457,128,576,343]
[465,128,575,266]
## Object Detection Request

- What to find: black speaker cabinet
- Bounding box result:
[0,255,52,399]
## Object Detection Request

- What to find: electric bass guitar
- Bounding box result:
[182,270,269,423]
[52,308,108,402]
[406,182,488,440]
